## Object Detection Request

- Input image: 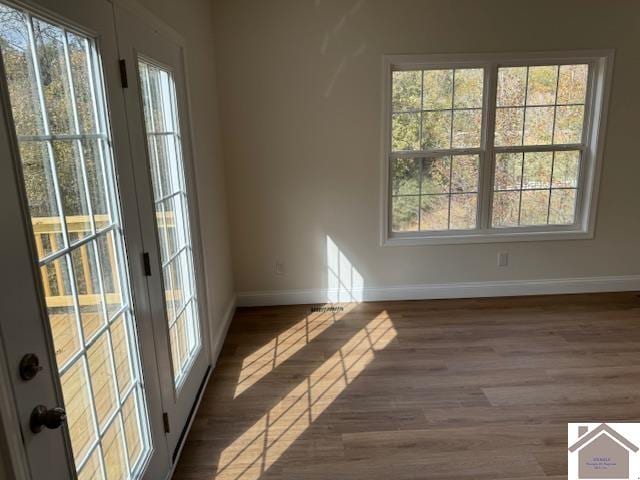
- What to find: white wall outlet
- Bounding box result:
[275,261,286,275]
[497,252,509,267]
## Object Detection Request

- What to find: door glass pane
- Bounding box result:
[137,60,201,387]
[0,3,151,478]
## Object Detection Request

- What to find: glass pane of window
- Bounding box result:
[32,18,74,135]
[19,141,64,259]
[392,112,420,151]
[0,5,43,136]
[522,151,552,190]
[87,331,118,429]
[71,241,106,341]
[494,152,523,191]
[495,64,589,147]
[558,64,588,104]
[452,109,481,148]
[391,67,484,153]
[423,69,452,110]
[97,231,124,320]
[420,195,449,231]
[391,195,418,232]
[102,417,127,480]
[549,188,577,225]
[453,68,483,108]
[82,139,112,230]
[77,449,104,480]
[110,313,134,397]
[0,4,150,477]
[492,191,520,227]
[497,67,527,107]
[53,139,92,242]
[421,110,450,149]
[391,158,420,195]
[495,107,524,146]
[554,105,584,144]
[523,106,554,145]
[122,391,144,467]
[43,255,80,367]
[66,32,96,134]
[451,155,479,193]
[520,189,550,225]
[61,359,96,463]
[450,193,477,230]
[422,157,450,194]
[391,154,480,232]
[492,149,580,227]
[138,59,202,385]
[526,66,558,106]
[392,70,421,112]
[552,150,580,188]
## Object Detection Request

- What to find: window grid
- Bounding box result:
[391,155,480,232]
[492,151,580,228]
[387,55,599,240]
[491,63,588,229]
[138,59,200,388]
[0,4,150,478]
[390,66,484,233]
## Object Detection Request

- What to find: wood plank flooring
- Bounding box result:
[173,292,640,480]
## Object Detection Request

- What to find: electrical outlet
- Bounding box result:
[497,252,509,267]
[275,261,286,275]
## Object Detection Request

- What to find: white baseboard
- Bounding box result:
[210,294,236,366]
[236,275,640,307]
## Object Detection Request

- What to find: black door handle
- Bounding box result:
[30,405,66,433]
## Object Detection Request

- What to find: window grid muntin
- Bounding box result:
[388,56,597,240]
[391,67,485,154]
[390,154,481,233]
[490,62,590,229]
[138,59,201,388]
[389,66,485,233]
[0,4,151,477]
[490,150,581,228]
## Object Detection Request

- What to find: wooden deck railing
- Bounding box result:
[34,215,117,304]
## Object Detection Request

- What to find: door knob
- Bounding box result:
[30,405,66,433]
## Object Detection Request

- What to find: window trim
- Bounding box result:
[380,50,614,246]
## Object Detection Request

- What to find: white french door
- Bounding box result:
[115,2,210,455]
[0,0,209,478]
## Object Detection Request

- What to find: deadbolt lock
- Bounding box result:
[19,353,42,381]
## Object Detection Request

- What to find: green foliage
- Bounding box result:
[0,10,102,224]
[391,155,479,232]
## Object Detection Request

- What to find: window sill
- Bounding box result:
[383,228,594,246]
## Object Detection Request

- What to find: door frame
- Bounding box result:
[0,309,30,479]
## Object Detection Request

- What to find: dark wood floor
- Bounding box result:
[173,292,640,480]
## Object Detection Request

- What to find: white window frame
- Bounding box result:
[381,50,614,246]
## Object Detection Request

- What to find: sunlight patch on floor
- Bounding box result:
[233,305,357,398]
[217,312,396,480]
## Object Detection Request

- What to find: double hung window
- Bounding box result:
[383,51,613,245]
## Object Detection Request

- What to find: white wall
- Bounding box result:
[212,0,640,301]
[135,0,235,336]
